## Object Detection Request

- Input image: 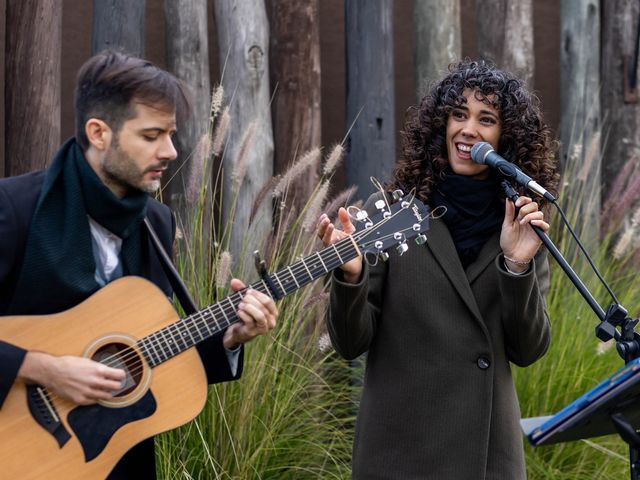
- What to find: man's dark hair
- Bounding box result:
[74,50,191,150]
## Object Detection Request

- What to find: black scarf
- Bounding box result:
[8,138,149,314]
[430,170,504,268]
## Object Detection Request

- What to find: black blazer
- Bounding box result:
[0,170,242,479]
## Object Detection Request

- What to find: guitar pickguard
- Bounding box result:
[67,389,157,462]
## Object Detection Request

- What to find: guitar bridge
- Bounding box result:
[26,384,71,448]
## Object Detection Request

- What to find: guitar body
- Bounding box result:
[0,277,207,479]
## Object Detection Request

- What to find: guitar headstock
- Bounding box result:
[351,190,430,262]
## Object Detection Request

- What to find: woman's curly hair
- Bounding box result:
[390,60,560,207]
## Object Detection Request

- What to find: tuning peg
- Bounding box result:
[392,189,404,201]
[355,210,369,222]
[396,242,409,256]
[374,199,391,218]
[378,252,390,262]
[415,234,427,245]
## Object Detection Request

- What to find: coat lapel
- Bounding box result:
[426,218,483,321]
[466,231,502,284]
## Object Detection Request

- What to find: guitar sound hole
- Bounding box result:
[91,343,143,397]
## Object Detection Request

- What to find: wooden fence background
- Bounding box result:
[3,0,638,244]
[0,0,562,176]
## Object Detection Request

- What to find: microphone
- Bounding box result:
[470,142,556,202]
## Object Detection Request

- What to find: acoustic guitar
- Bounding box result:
[0,193,429,479]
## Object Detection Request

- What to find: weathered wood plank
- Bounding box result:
[601,0,640,198]
[214,0,274,262]
[414,0,461,98]
[345,0,395,200]
[5,0,61,175]
[476,0,534,87]
[92,0,145,56]
[268,0,321,214]
[560,0,600,245]
[164,0,211,224]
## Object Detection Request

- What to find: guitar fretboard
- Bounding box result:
[136,236,361,368]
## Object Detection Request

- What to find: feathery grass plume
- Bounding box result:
[273,147,322,198]
[186,134,212,206]
[304,291,329,308]
[230,121,257,191]
[302,180,330,232]
[317,332,333,353]
[601,159,638,233]
[612,227,634,260]
[596,339,615,356]
[568,142,583,168]
[607,174,640,233]
[209,85,224,121]
[211,106,230,157]
[615,205,640,261]
[266,203,298,262]
[323,185,358,222]
[215,251,232,287]
[323,144,344,176]
[578,132,601,182]
[250,176,279,224]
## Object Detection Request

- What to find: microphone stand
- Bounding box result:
[501,180,640,480]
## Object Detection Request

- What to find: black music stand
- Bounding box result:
[522,357,640,479]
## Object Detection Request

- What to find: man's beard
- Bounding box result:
[102,141,167,195]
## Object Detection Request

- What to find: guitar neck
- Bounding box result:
[137,236,361,367]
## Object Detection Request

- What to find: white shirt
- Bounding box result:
[87,216,239,374]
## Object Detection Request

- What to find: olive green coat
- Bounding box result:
[328,215,550,480]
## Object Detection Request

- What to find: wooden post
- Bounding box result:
[476,0,535,88]
[601,1,640,198]
[5,0,61,176]
[214,0,274,263]
[560,0,600,246]
[345,0,395,201]
[164,0,211,225]
[413,0,460,99]
[92,0,145,56]
[268,0,322,213]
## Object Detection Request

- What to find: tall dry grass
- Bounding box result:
[155,88,355,479]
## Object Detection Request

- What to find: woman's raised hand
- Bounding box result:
[317,207,363,283]
[500,196,549,273]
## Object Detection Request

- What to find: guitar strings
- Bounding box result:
[112,226,420,380]
[39,206,427,406]
[36,231,365,406]
[44,221,426,405]
[93,211,422,376]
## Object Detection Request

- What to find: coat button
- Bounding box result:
[477,356,491,369]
